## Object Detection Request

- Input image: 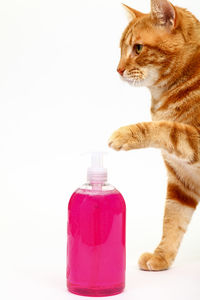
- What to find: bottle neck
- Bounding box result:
[90,181,106,191]
[80,182,115,192]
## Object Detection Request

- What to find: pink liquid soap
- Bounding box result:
[66,153,126,297]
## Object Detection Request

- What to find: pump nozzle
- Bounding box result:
[87,152,107,184]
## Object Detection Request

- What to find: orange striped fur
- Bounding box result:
[109,0,200,271]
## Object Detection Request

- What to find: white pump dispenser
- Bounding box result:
[87,152,107,184]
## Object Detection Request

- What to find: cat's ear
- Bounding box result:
[151,0,176,28]
[122,3,146,21]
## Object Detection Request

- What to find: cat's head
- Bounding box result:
[118,0,200,88]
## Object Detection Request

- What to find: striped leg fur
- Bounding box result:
[109,121,200,270]
[138,180,198,271]
[108,121,200,164]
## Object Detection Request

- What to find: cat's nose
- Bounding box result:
[117,67,125,76]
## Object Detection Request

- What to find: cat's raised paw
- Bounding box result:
[138,252,169,271]
[108,125,141,151]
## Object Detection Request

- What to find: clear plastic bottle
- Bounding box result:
[66,153,126,297]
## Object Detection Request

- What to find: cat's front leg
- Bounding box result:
[109,121,200,163]
[138,182,198,271]
[108,123,151,151]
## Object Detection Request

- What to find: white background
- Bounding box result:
[0,0,200,299]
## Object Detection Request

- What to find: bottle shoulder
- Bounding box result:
[69,183,125,204]
[68,183,125,212]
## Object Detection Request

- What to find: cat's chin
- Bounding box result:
[121,76,147,87]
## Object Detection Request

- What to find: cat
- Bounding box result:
[108,0,200,271]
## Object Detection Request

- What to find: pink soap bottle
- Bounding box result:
[67,152,126,297]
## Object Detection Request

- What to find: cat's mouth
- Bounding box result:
[122,69,146,86]
[121,67,159,87]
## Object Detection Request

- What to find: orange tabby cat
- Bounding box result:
[108,0,200,271]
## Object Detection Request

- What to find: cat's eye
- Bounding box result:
[134,44,143,55]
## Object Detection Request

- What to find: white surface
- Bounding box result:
[2,263,200,300]
[0,0,200,299]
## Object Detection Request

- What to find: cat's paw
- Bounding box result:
[138,252,169,271]
[108,125,141,151]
